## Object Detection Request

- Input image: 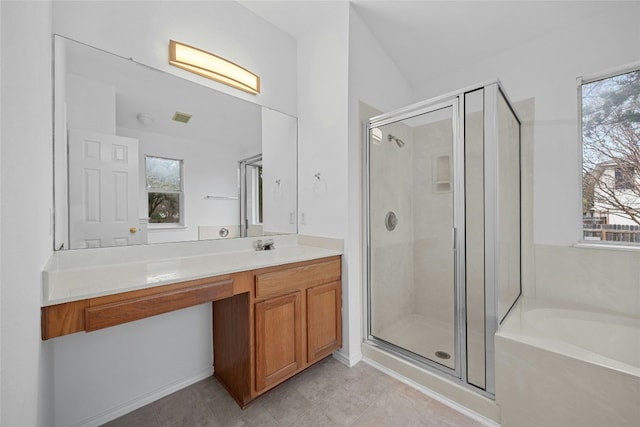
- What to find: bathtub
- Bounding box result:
[495,298,640,427]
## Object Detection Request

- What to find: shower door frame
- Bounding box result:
[363,80,520,399]
[363,96,468,383]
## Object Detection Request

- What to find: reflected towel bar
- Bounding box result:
[205,195,239,200]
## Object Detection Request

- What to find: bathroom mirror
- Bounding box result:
[53,35,297,250]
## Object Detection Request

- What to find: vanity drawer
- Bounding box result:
[85,278,233,331]
[255,257,341,298]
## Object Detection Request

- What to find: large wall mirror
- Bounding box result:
[53,35,297,250]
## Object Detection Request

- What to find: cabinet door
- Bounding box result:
[307,281,342,363]
[255,292,302,392]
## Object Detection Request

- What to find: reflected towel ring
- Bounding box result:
[272,179,283,197]
[313,173,328,195]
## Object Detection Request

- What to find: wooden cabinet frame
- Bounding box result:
[214,256,342,407]
[255,292,303,392]
[41,255,342,408]
[307,281,342,363]
[41,275,234,340]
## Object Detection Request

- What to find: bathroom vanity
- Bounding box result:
[213,256,341,406]
[41,236,342,407]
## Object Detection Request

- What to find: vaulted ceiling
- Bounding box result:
[240,0,620,87]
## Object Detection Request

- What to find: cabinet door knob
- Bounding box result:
[129,227,138,234]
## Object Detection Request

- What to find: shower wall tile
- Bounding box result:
[534,244,640,317]
[371,241,415,331]
[369,121,415,333]
[413,239,455,324]
[411,118,455,324]
[515,98,536,298]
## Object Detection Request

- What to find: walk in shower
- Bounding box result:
[364,81,521,396]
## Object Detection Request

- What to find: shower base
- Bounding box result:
[374,313,455,369]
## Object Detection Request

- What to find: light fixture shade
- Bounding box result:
[169,40,260,95]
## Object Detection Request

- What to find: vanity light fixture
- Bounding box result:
[169,40,260,95]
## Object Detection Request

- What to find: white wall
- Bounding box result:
[261,108,298,235]
[346,5,414,364]
[413,3,640,314]
[118,124,260,245]
[67,74,116,135]
[0,1,55,426]
[289,1,414,366]
[296,2,350,239]
[414,3,640,247]
[5,1,635,424]
[51,306,213,427]
[292,1,353,363]
[53,0,297,117]
[46,2,297,425]
[0,1,3,421]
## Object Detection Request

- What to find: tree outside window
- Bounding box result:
[581,68,639,243]
[146,156,183,224]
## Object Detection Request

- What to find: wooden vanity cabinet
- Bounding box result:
[213,255,341,407]
[255,291,303,392]
[41,252,341,408]
[307,281,342,363]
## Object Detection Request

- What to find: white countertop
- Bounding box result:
[42,235,342,306]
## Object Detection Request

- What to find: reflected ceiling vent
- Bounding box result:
[172,111,192,124]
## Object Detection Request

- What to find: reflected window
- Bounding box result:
[581,68,639,244]
[146,156,183,224]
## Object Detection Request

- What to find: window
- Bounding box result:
[581,68,640,244]
[145,156,183,224]
[615,166,636,190]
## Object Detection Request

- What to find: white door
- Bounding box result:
[68,129,140,249]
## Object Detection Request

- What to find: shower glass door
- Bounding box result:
[367,102,458,373]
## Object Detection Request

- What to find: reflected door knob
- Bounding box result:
[129,227,138,234]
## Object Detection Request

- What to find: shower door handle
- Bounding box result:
[452,227,457,251]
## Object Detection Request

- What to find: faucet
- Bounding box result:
[254,239,275,251]
[263,239,275,250]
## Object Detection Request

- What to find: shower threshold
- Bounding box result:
[374,313,455,370]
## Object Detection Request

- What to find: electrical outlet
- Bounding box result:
[301,212,306,225]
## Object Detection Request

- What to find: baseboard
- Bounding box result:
[70,367,214,427]
[332,349,362,367]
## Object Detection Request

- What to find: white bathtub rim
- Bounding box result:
[497,298,640,379]
[524,307,639,367]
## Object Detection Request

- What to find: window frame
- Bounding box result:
[577,62,640,248]
[145,155,185,227]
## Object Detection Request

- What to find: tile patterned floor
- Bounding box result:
[103,357,485,427]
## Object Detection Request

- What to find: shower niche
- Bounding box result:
[364,81,521,397]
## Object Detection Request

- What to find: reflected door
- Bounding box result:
[239,154,263,237]
[368,104,457,372]
[68,129,140,249]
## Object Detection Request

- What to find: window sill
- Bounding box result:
[574,242,640,252]
[148,225,188,232]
